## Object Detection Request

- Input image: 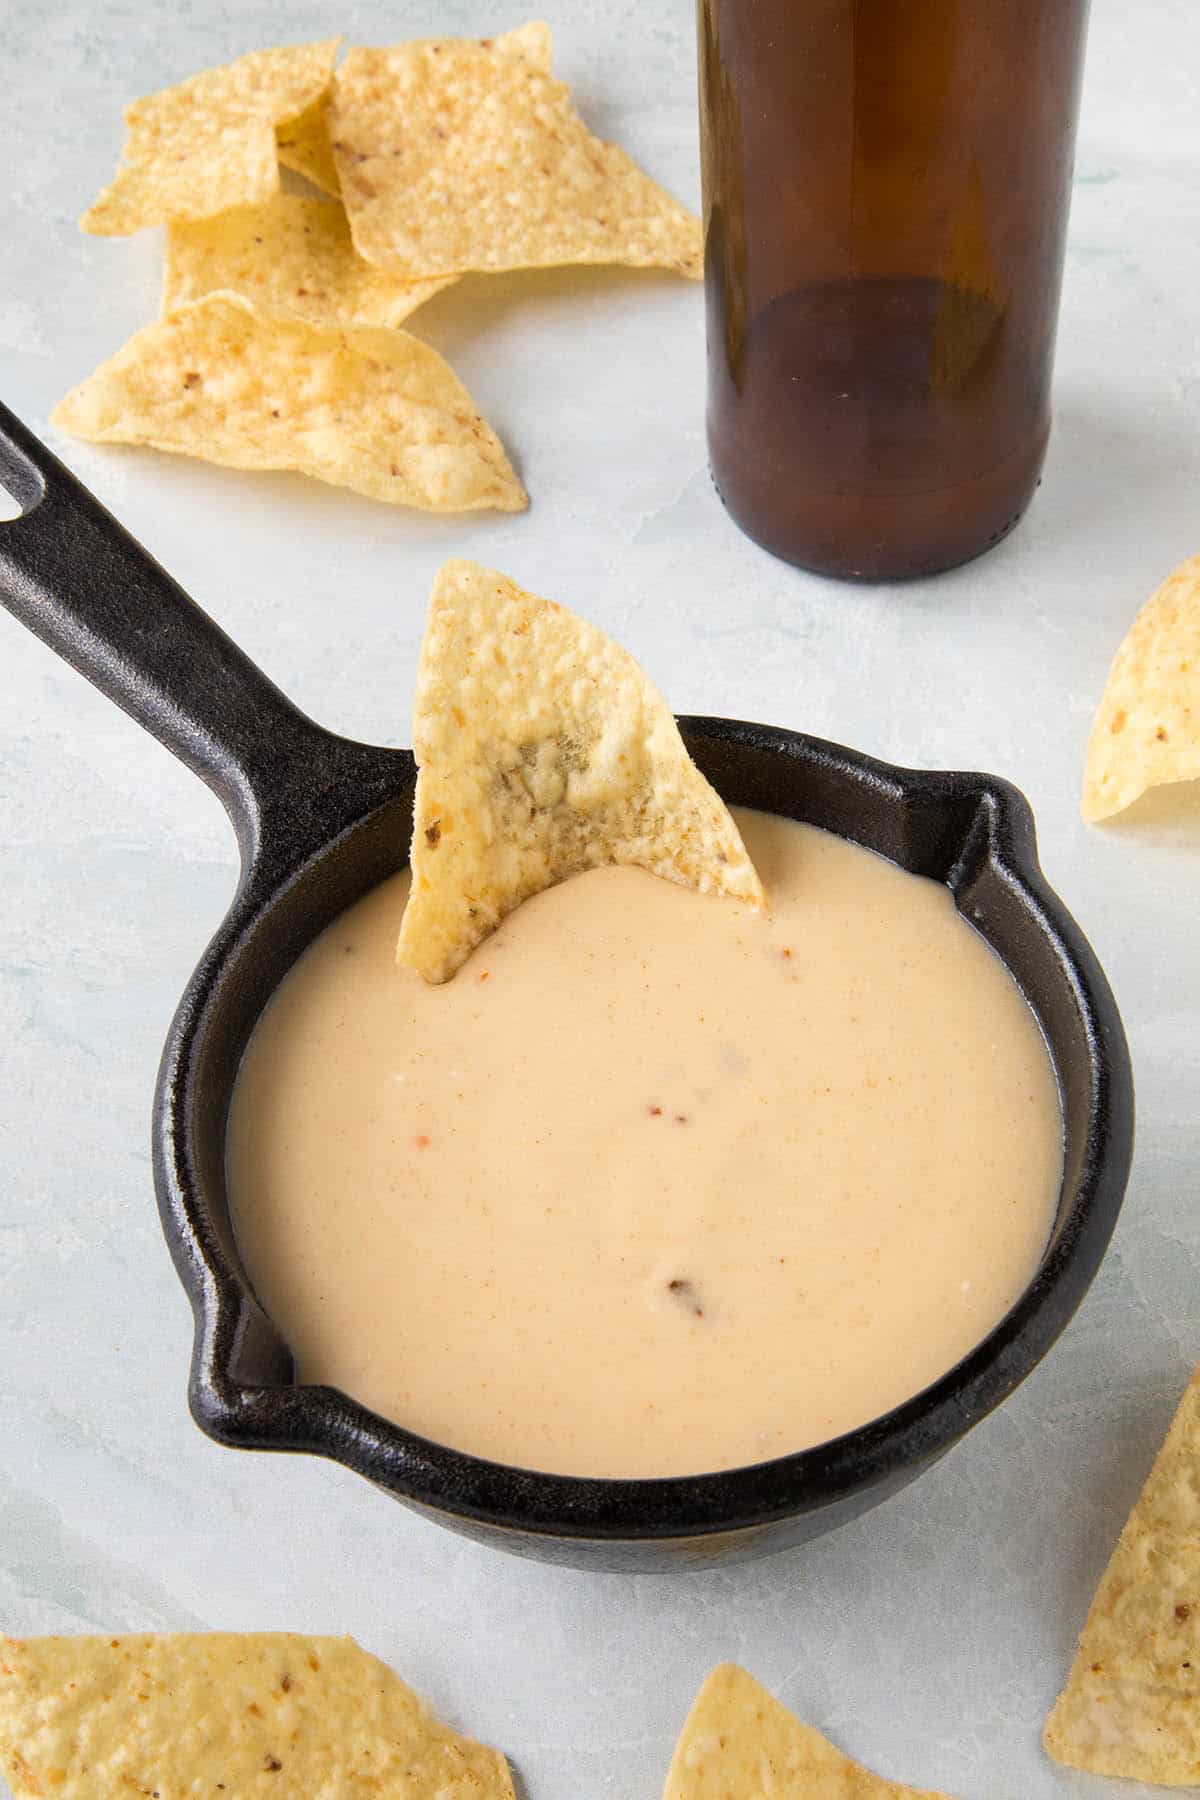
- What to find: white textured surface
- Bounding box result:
[1,3,1198,1797]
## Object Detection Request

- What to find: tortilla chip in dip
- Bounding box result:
[277,93,342,196]
[0,1631,515,1800]
[1044,1364,1200,1784]
[1082,552,1200,821]
[664,1664,956,1799]
[81,39,340,235]
[330,25,702,280]
[397,561,763,983]
[164,193,455,331]
[52,294,526,513]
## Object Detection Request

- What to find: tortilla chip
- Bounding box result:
[1082,553,1200,821]
[397,562,763,983]
[330,26,702,280]
[164,194,455,330]
[0,1631,515,1800]
[279,18,551,202]
[665,1664,956,1799]
[1044,1364,1200,1784]
[277,94,342,195]
[52,294,526,513]
[82,40,340,235]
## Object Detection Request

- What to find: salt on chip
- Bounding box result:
[0,1631,515,1800]
[164,193,455,331]
[397,561,763,983]
[664,1664,956,1800]
[82,39,340,235]
[1082,552,1200,821]
[277,94,342,196]
[330,24,702,280]
[52,293,526,514]
[1044,1364,1200,1785]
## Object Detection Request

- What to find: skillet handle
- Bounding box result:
[0,403,400,870]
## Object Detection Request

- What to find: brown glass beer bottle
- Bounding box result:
[698,1,1091,580]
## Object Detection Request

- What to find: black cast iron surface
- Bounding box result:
[0,402,1134,1571]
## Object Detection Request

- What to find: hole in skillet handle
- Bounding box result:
[0,431,47,521]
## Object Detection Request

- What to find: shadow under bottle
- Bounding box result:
[699,0,1091,581]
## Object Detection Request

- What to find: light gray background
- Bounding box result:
[1,3,1197,1796]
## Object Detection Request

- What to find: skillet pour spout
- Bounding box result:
[0,403,1133,1571]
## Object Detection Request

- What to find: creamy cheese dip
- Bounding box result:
[227,808,1062,1478]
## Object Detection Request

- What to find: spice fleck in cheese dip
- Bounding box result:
[227,808,1061,1478]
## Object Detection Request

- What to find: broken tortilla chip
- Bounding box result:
[0,1631,515,1800]
[664,1664,956,1799]
[397,561,763,983]
[164,193,455,331]
[52,294,526,513]
[277,93,342,196]
[1044,1364,1200,1785]
[330,25,702,280]
[1082,553,1200,821]
[82,39,340,235]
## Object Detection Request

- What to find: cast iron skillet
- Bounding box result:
[0,403,1134,1571]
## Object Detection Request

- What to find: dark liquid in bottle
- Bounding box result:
[699,0,1090,580]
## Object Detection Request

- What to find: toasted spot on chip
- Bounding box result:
[276,93,342,195]
[164,193,455,330]
[51,294,526,513]
[82,39,340,235]
[665,1664,957,1799]
[330,24,701,280]
[1082,552,1200,821]
[397,562,762,983]
[0,1632,515,1800]
[1044,1365,1200,1784]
